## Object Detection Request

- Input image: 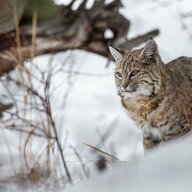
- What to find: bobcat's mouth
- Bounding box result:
[125,84,138,93]
[119,84,138,97]
[126,87,137,93]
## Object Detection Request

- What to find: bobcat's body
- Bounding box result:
[109,40,192,149]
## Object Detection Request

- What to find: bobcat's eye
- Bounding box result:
[146,57,155,65]
[130,70,138,77]
[115,72,122,79]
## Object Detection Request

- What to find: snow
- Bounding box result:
[121,0,192,61]
[104,29,114,39]
[0,0,192,191]
[65,134,192,192]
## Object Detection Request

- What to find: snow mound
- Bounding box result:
[66,134,192,192]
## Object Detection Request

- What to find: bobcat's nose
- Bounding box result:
[121,84,129,92]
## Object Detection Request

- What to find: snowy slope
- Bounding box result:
[65,134,192,192]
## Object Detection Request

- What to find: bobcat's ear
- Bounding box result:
[141,38,159,57]
[109,46,125,62]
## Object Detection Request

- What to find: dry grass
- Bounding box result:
[0,2,122,189]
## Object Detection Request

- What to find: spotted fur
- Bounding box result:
[109,39,192,149]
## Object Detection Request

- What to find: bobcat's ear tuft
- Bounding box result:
[109,46,125,62]
[141,39,159,57]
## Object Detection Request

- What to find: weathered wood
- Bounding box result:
[0,0,159,75]
[0,56,17,75]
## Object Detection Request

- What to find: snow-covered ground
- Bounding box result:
[65,133,192,192]
[0,0,192,191]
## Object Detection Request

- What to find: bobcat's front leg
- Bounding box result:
[143,136,160,150]
[143,129,161,150]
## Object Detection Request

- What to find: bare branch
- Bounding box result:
[77,0,88,11]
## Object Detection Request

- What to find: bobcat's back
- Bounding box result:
[167,57,192,89]
[142,57,192,149]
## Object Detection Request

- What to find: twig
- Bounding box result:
[81,142,120,161]
[1,124,56,140]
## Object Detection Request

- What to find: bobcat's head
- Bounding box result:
[109,39,164,99]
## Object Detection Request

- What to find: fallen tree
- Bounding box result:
[0,0,159,76]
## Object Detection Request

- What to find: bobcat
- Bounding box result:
[109,39,192,149]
